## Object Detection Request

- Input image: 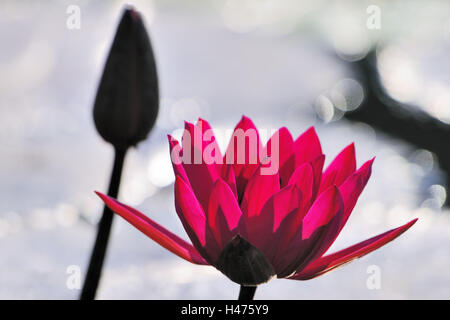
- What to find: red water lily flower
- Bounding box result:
[96,116,417,285]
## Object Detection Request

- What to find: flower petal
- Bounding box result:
[273,186,344,277]
[294,127,322,168]
[266,206,301,265]
[224,116,262,198]
[319,143,356,194]
[302,186,343,240]
[220,163,238,199]
[253,185,300,263]
[240,162,280,219]
[338,158,374,233]
[181,121,220,211]
[168,135,189,184]
[310,154,325,199]
[207,179,246,249]
[288,162,314,214]
[175,176,220,263]
[95,191,208,265]
[196,118,223,173]
[302,158,375,261]
[196,118,221,155]
[289,219,418,280]
[263,127,294,187]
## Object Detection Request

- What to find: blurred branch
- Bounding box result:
[343,50,450,206]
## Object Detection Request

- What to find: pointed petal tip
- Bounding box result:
[358,157,375,173]
[347,142,355,152]
[294,126,321,151]
[237,115,256,127]
[167,134,177,143]
[197,117,209,125]
[167,134,182,149]
[407,218,418,227]
[305,126,318,136]
[184,120,194,130]
[195,117,205,126]
[277,126,293,139]
[336,142,356,161]
[94,190,106,199]
[365,158,375,170]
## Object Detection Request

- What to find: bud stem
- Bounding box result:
[238,285,257,300]
[80,146,128,300]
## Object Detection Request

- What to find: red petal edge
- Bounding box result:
[95,191,208,265]
[289,218,417,280]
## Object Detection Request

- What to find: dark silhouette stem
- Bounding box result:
[80,146,128,300]
[238,286,257,300]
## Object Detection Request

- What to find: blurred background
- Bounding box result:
[1,0,450,299]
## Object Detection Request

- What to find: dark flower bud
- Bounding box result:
[215,235,276,286]
[93,7,159,150]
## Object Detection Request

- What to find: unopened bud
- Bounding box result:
[93,7,159,149]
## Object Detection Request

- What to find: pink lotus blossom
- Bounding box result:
[96,116,416,285]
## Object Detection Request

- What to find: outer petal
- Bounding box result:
[319,143,356,194]
[182,121,219,211]
[175,176,220,263]
[207,179,246,249]
[338,158,374,233]
[168,135,189,184]
[289,219,418,280]
[273,186,344,277]
[95,191,208,265]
